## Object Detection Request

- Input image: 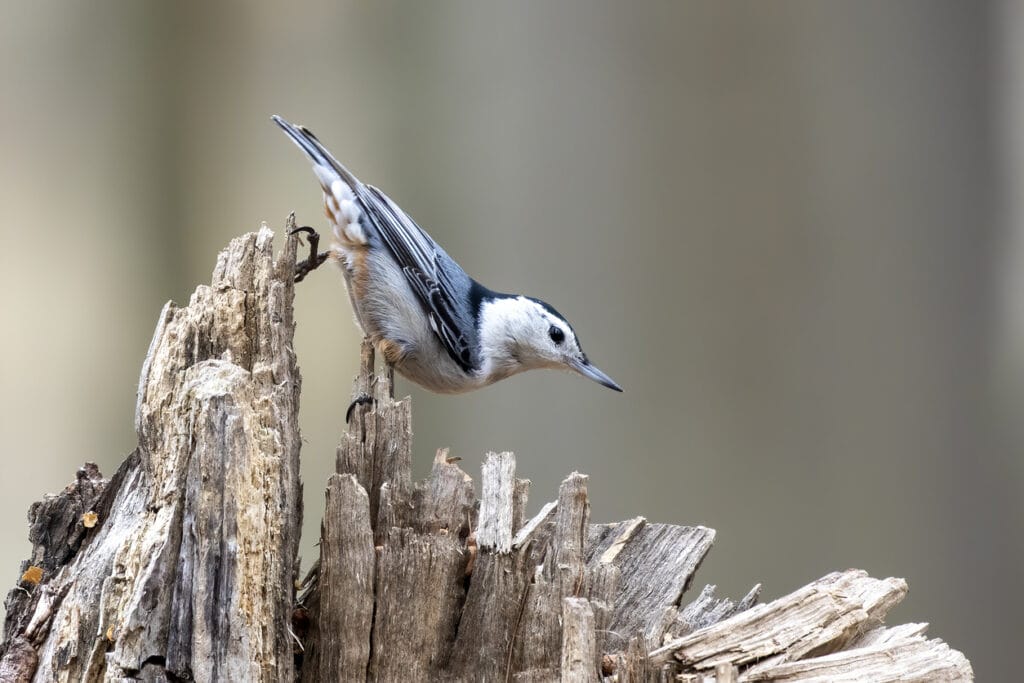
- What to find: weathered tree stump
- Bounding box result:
[0,226,973,682]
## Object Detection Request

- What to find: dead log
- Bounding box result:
[0,226,973,682]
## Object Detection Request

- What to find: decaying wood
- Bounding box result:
[561,598,598,683]
[742,622,972,682]
[586,519,716,650]
[1,463,108,682]
[298,337,973,681]
[1,225,974,682]
[1,225,303,682]
[302,474,375,682]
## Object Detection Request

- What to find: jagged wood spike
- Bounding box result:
[0,226,974,683]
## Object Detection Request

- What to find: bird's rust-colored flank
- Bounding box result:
[344,246,371,308]
[321,191,374,314]
[376,337,407,366]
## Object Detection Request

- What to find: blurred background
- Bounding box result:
[1,1,1020,678]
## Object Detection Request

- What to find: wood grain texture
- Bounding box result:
[646,568,971,681]
[1,462,108,671]
[1,225,303,682]
[477,453,517,553]
[561,598,598,683]
[303,360,974,681]
[742,626,972,682]
[0,225,974,682]
[300,474,374,683]
[587,520,715,651]
[672,583,762,638]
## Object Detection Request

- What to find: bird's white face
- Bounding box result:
[478,297,621,391]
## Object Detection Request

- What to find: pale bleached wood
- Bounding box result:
[511,474,619,680]
[408,448,477,536]
[597,516,645,565]
[587,520,715,651]
[0,636,37,682]
[512,500,557,548]
[650,569,908,672]
[477,452,517,553]
[561,597,598,683]
[716,662,739,683]
[370,528,467,680]
[1,225,303,682]
[850,621,928,647]
[0,225,976,683]
[1,461,108,667]
[741,629,973,682]
[672,583,762,638]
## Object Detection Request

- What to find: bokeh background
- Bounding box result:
[2,1,1021,678]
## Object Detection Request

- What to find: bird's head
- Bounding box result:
[477,295,622,391]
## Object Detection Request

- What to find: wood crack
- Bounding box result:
[0,224,974,683]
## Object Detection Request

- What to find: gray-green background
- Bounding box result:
[2,2,1020,679]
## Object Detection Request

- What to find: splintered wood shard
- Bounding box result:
[300,341,971,682]
[0,227,974,683]
[477,452,517,553]
[742,626,972,683]
[673,583,763,637]
[587,520,715,650]
[647,569,970,681]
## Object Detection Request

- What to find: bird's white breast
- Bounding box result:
[343,247,485,393]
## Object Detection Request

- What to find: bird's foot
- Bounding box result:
[345,392,376,424]
[289,226,330,283]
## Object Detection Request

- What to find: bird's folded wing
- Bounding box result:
[360,185,475,373]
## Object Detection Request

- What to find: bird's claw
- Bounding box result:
[290,226,330,283]
[289,225,317,244]
[346,393,376,424]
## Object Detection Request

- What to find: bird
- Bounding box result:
[272,115,622,395]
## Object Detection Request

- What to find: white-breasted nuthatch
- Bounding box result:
[273,115,622,394]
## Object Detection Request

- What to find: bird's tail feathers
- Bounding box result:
[273,115,370,247]
[272,115,361,192]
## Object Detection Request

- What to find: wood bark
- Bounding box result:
[1,225,303,682]
[1,225,974,682]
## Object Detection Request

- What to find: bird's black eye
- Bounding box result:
[549,325,565,344]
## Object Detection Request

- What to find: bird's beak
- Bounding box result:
[568,358,623,392]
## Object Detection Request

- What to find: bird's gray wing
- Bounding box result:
[269,116,476,371]
[358,185,477,373]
